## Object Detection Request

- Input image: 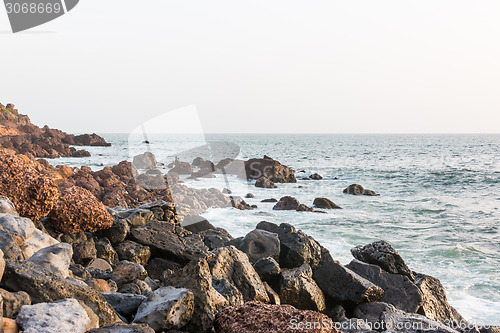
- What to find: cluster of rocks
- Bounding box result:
[0,102,110,158]
[271,196,342,212]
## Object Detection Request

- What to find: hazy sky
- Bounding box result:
[1,1,500,134]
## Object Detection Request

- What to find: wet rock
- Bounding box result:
[0,288,30,318]
[87,323,155,333]
[95,238,119,266]
[343,184,379,196]
[414,272,465,325]
[346,259,423,313]
[245,156,297,183]
[0,152,59,221]
[214,301,339,333]
[313,248,384,304]
[2,260,120,325]
[351,240,414,280]
[16,298,96,333]
[72,150,91,157]
[133,152,157,170]
[27,243,73,278]
[279,264,325,312]
[102,292,146,317]
[239,229,280,263]
[309,173,323,180]
[129,220,208,265]
[277,223,322,269]
[145,257,181,280]
[256,221,279,233]
[110,261,147,286]
[133,287,194,331]
[73,239,97,265]
[313,197,342,209]
[115,240,151,266]
[255,176,277,188]
[260,198,278,203]
[48,186,113,233]
[0,196,17,216]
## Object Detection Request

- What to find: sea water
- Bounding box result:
[52,134,500,325]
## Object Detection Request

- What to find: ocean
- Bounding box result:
[51,134,500,325]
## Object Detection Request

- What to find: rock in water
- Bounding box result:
[255,177,277,188]
[132,152,157,170]
[0,152,59,220]
[309,173,323,180]
[0,196,18,216]
[133,287,194,331]
[343,183,379,196]
[48,186,113,233]
[273,196,301,210]
[313,197,342,209]
[27,243,73,278]
[351,240,415,280]
[279,264,326,312]
[244,156,297,183]
[16,298,94,333]
[214,301,339,333]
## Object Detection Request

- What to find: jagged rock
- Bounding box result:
[245,156,297,183]
[16,298,97,333]
[351,240,415,280]
[264,282,280,305]
[273,196,300,210]
[145,257,181,280]
[129,220,208,264]
[48,186,113,233]
[132,152,157,170]
[313,197,342,209]
[212,277,244,306]
[277,223,322,269]
[414,272,465,325]
[127,209,155,227]
[239,229,280,263]
[279,264,325,312]
[255,177,277,188]
[313,248,384,304]
[110,261,147,286]
[87,323,155,333]
[0,196,17,216]
[214,301,339,333]
[309,173,323,180]
[73,133,111,147]
[102,292,146,317]
[27,243,73,278]
[70,263,91,280]
[253,257,281,283]
[256,221,279,233]
[73,239,97,265]
[95,238,119,266]
[0,152,59,220]
[346,259,423,313]
[133,287,194,331]
[1,260,120,325]
[0,288,30,318]
[353,302,458,333]
[200,229,233,250]
[182,215,214,233]
[115,240,151,266]
[343,184,379,196]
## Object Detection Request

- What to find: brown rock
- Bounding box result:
[343,184,379,196]
[244,156,297,183]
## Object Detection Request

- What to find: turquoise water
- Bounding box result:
[53,134,500,325]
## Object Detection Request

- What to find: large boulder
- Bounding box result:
[0,152,60,220]
[48,186,113,234]
[277,223,322,269]
[255,177,277,188]
[27,243,73,278]
[244,156,296,183]
[1,259,121,326]
[0,196,18,216]
[313,197,342,209]
[312,248,384,304]
[16,298,97,333]
[343,184,379,196]
[279,264,325,312]
[214,301,340,333]
[273,196,301,211]
[129,220,208,264]
[239,229,280,263]
[133,287,194,331]
[351,240,415,280]
[414,272,465,325]
[346,259,423,313]
[132,152,157,170]
[253,257,281,284]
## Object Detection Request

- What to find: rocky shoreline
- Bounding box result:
[0,106,498,333]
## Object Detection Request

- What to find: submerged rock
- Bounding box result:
[309,173,323,180]
[343,183,379,196]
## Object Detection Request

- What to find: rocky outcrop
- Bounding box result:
[313,197,342,209]
[214,301,340,333]
[343,184,379,196]
[273,196,313,212]
[73,134,111,147]
[0,151,60,220]
[244,156,296,183]
[48,186,113,233]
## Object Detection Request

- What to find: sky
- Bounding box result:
[1,0,500,134]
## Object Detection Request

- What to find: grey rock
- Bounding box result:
[0,288,31,318]
[16,298,95,333]
[201,229,233,250]
[260,198,278,203]
[87,322,155,333]
[253,257,281,282]
[182,215,214,233]
[115,240,151,266]
[279,264,325,312]
[69,263,91,280]
[312,248,384,304]
[95,238,119,266]
[351,240,415,280]
[212,278,244,306]
[60,232,87,246]
[309,173,323,180]
[134,287,194,331]
[129,220,208,264]
[27,243,73,278]
[256,221,279,233]
[102,292,146,317]
[239,229,280,263]
[277,223,322,269]
[347,259,423,313]
[73,238,97,265]
[0,196,18,215]
[0,213,35,239]
[133,152,157,170]
[145,257,181,280]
